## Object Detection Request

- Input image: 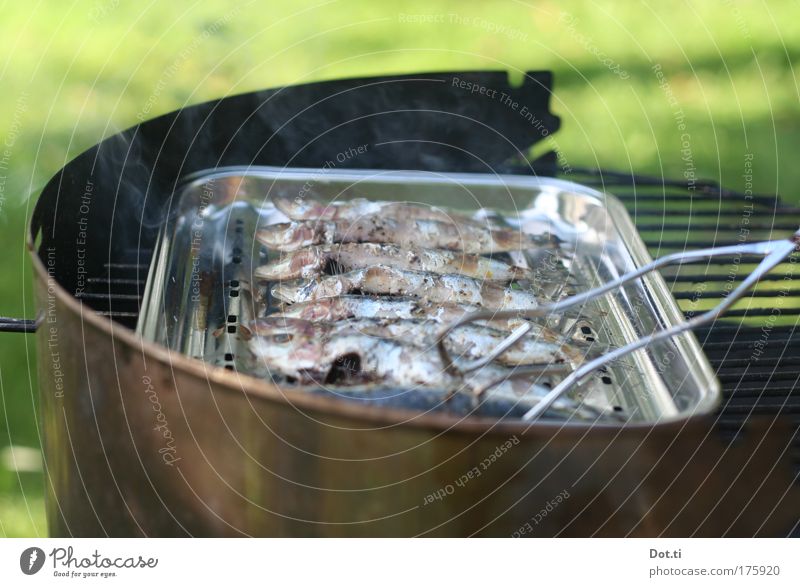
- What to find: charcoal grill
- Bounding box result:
[8,71,800,536]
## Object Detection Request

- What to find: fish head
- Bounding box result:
[247,317,327,370]
[279,298,343,321]
[271,193,328,219]
[255,247,324,281]
[270,278,316,304]
[257,221,324,251]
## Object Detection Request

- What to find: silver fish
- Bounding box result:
[276,295,425,321]
[433,321,586,368]
[255,243,526,282]
[271,193,481,225]
[274,296,594,348]
[257,216,552,254]
[246,317,587,414]
[275,296,517,328]
[276,292,572,334]
[271,265,544,309]
[269,317,586,368]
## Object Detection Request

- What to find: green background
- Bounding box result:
[1,0,798,536]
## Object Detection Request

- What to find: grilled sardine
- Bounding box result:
[255,243,526,282]
[271,265,544,309]
[251,316,585,368]
[246,317,590,415]
[257,216,552,254]
[271,193,481,225]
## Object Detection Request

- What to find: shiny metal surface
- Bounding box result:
[138,167,720,423]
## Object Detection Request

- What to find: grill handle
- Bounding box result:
[0,316,40,333]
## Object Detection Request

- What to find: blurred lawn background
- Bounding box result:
[0,0,798,536]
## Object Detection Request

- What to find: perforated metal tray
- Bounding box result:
[137,166,720,423]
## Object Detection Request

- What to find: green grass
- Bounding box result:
[1,0,799,536]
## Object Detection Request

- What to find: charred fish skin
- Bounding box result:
[256,216,552,254]
[255,242,526,282]
[313,317,584,368]
[250,316,586,371]
[271,265,543,310]
[274,296,467,323]
[271,193,481,225]
[275,296,552,332]
[248,317,462,388]
[241,311,590,362]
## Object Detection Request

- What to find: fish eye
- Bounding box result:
[272,332,293,343]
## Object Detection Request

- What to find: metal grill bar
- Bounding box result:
[86,277,145,285]
[637,222,799,230]
[671,289,800,299]
[632,211,786,216]
[75,292,143,301]
[662,273,794,283]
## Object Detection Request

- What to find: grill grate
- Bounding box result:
[565,168,800,484]
[76,251,152,329]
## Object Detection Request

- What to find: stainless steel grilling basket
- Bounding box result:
[137,166,738,424]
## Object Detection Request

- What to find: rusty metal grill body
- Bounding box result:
[27,71,800,536]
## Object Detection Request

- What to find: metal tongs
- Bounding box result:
[437,230,800,422]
